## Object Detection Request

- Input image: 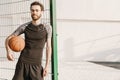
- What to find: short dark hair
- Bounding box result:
[30,1,44,11]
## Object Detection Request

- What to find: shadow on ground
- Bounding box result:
[90,61,120,70]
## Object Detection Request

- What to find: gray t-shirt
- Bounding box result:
[11,21,52,39]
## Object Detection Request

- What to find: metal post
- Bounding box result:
[50,0,58,80]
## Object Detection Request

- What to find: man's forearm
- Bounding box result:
[45,47,52,68]
[5,36,11,54]
[5,35,14,54]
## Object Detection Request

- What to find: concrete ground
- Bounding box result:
[59,61,120,80]
[0,58,120,80]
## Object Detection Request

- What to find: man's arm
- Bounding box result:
[43,23,52,77]
[5,35,15,61]
[5,22,29,61]
[43,38,52,77]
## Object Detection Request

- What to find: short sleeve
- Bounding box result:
[45,24,52,39]
[11,22,30,36]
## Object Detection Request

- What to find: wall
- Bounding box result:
[56,0,120,62]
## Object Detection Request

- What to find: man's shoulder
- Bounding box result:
[20,21,31,27]
[42,22,51,28]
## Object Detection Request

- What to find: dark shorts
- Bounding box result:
[12,60,44,80]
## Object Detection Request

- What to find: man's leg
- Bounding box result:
[12,61,29,80]
[29,64,44,80]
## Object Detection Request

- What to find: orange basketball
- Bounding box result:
[8,36,25,52]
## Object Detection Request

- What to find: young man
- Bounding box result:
[5,1,52,80]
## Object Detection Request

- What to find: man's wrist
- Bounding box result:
[7,49,11,54]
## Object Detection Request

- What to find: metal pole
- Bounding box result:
[50,0,58,80]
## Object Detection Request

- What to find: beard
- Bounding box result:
[31,14,41,21]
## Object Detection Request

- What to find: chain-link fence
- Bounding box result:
[0,0,51,80]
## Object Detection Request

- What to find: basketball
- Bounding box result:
[8,36,25,52]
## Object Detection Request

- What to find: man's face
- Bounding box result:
[31,5,43,21]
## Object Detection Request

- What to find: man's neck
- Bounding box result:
[32,19,41,26]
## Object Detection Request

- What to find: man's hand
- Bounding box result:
[43,67,48,77]
[7,52,14,61]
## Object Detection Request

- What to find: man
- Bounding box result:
[5,1,52,80]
